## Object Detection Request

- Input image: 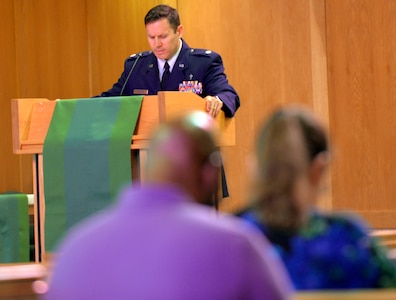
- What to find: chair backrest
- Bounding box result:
[0,193,30,263]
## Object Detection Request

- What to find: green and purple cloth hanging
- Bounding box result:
[43,96,143,251]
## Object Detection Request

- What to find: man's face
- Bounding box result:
[146,18,183,60]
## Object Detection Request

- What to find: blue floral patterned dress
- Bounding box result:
[239,210,396,290]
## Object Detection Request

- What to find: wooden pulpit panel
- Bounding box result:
[11,92,236,261]
[12,92,235,155]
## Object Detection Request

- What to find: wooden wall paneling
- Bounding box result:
[179,0,326,212]
[13,0,90,100]
[0,0,28,193]
[87,0,177,96]
[179,0,251,212]
[10,0,91,193]
[326,0,396,228]
[308,0,332,211]
[1,0,331,206]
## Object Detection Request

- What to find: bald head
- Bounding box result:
[145,111,221,205]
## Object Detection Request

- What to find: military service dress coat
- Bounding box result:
[100,39,240,118]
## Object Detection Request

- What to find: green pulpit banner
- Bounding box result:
[43,96,143,251]
[0,193,29,263]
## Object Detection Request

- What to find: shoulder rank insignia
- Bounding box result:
[129,51,150,59]
[190,48,213,56]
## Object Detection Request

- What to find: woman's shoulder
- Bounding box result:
[310,211,370,234]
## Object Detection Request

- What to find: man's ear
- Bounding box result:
[177,25,184,38]
[198,162,220,204]
[246,153,258,179]
[202,162,219,188]
[309,152,330,187]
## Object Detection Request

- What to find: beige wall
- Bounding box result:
[2,0,396,228]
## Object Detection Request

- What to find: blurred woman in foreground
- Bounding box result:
[238,105,396,290]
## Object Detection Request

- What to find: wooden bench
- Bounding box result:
[0,263,47,299]
[295,289,396,299]
[371,229,396,249]
[3,262,396,300]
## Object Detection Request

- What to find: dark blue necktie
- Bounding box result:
[161,61,170,90]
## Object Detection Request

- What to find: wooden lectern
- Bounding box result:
[11,91,235,262]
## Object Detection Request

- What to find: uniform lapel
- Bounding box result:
[143,53,161,92]
[170,41,190,89]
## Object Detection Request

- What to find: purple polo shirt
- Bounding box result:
[45,183,293,299]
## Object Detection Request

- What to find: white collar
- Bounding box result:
[158,39,182,74]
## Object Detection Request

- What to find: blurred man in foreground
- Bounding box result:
[44,111,292,300]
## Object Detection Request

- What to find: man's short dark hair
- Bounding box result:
[144,4,180,32]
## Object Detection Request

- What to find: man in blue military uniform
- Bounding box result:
[99,4,240,118]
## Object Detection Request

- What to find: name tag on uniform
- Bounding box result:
[133,89,149,95]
